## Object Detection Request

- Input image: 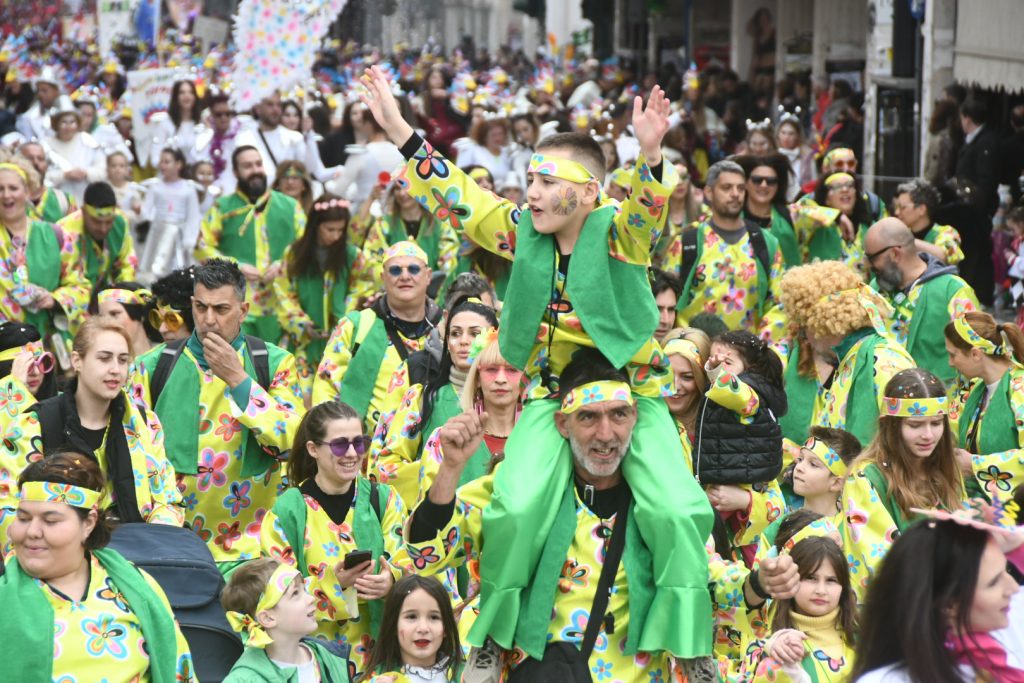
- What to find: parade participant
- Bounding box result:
[778,327,836,451]
[674,160,786,339]
[195,93,242,194]
[312,241,442,431]
[19,140,76,222]
[651,162,703,270]
[652,269,682,341]
[150,79,204,168]
[743,120,776,156]
[779,261,914,447]
[841,368,965,603]
[196,145,306,343]
[864,217,978,385]
[457,118,514,182]
[235,92,314,186]
[132,259,303,568]
[440,240,511,304]
[272,160,314,215]
[59,181,138,292]
[221,558,353,683]
[362,575,463,683]
[139,147,202,280]
[149,266,195,343]
[893,178,964,265]
[15,65,61,141]
[663,327,710,447]
[0,321,58,411]
[944,311,1024,505]
[273,194,375,400]
[790,427,860,519]
[406,352,715,682]
[0,153,91,341]
[734,153,801,268]
[106,151,144,227]
[192,159,219,215]
[371,299,499,506]
[261,400,409,678]
[792,172,868,272]
[0,453,194,682]
[776,114,816,201]
[741,536,858,683]
[361,66,713,671]
[43,97,106,205]
[0,315,185,545]
[851,513,1022,682]
[329,103,404,206]
[95,282,162,357]
[815,147,886,223]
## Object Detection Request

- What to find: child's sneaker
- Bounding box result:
[461,637,502,683]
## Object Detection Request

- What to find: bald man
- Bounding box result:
[864,217,979,384]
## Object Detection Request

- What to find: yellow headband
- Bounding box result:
[383,240,429,266]
[816,283,894,338]
[560,380,634,414]
[468,167,492,183]
[823,148,855,167]
[84,204,118,219]
[0,340,45,363]
[98,288,152,307]
[0,162,28,182]
[528,153,595,184]
[824,172,855,187]
[608,167,632,189]
[20,481,102,509]
[663,338,703,370]
[883,395,948,418]
[783,516,842,554]
[225,563,303,648]
[802,436,847,479]
[952,314,1005,357]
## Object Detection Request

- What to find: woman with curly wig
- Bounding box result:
[841,367,965,603]
[944,310,1024,506]
[780,260,914,447]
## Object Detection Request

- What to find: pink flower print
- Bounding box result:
[739,260,757,281]
[196,449,229,491]
[713,257,735,279]
[722,288,747,313]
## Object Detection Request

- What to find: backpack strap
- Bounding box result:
[149,338,188,407]
[369,481,382,523]
[746,223,775,318]
[243,335,272,390]
[677,224,702,310]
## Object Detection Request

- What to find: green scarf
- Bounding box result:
[272,478,388,636]
[23,220,62,336]
[500,205,657,370]
[767,206,801,269]
[338,309,390,422]
[294,248,355,363]
[29,188,70,223]
[0,548,180,683]
[959,372,1018,499]
[215,191,298,264]
[81,214,128,287]
[863,463,912,531]
[228,639,352,682]
[142,333,279,477]
[514,482,654,660]
[384,213,442,268]
[829,330,883,447]
[779,342,819,445]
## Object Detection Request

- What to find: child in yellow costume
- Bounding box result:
[358,65,714,665]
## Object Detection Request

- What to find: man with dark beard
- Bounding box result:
[195,144,306,343]
[864,217,978,385]
[674,159,785,338]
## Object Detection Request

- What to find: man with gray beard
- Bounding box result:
[864,217,979,385]
[405,349,800,683]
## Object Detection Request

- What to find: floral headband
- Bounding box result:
[663,337,703,371]
[560,380,634,414]
[468,326,499,367]
[0,162,27,182]
[225,563,305,648]
[802,436,847,479]
[883,395,948,418]
[911,497,1020,537]
[98,288,152,307]
[824,172,855,187]
[383,240,428,266]
[84,204,118,219]
[782,516,842,554]
[952,313,1005,357]
[528,153,596,184]
[312,197,350,213]
[20,481,102,509]
[0,340,46,363]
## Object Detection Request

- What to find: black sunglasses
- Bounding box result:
[387,264,423,277]
[750,175,779,186]
[317,435,371,456]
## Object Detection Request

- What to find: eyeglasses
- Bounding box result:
[317,435,371,456]
[749,175,779,186]
[827,182,856,193]
[387,264,423,278]
[30,351,55,374]
[149,306,185,332]
[865,243,903,262]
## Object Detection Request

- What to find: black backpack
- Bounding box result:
[148,336,272,404]
[107,523,243,683]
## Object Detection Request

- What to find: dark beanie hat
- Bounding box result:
[0,321,41,351]
[83,181,117,208]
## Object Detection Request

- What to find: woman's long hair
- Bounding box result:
[851,520,992,683]
[771,536,858,645]
[734,152,791,216]
[813,172,871,227]
[944,310,1024,366]
[854,369,963,516]
[272,160,313,214]
[285,193,352,282]
[287,401,362,485]
[167,80,201,127]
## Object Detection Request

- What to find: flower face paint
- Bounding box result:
[552,187,578,216]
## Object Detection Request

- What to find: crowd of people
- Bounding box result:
[0,24,1022,683]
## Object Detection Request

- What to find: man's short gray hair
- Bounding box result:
[705,160,745,188]
[896,178,940,219]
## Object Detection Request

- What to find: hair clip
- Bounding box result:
[746,117,773,132]
[312,198,351,212]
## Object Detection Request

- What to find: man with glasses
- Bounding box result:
[58,181,137,292]
[195,93,242,195]
[893,178,964,265]
[196,145,306,344]
[133,258,302,570]
[312,241,442,431]
[863,217,978,385]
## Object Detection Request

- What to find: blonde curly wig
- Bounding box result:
[0,148,41,195]
[780,260,870,337]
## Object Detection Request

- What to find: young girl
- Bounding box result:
[842,367,965,604]
[222,557,352,682]
[191,159,220,216]
[742,536,858,682]
[791,426,861,518]
[139,147,201,280]
[695,330,789,564]
[260,400,411,679]
[362,575,463,682]
[106,151,144,229]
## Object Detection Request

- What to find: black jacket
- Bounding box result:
[956,125,1000,217]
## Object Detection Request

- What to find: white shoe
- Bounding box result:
[461,637,502,683]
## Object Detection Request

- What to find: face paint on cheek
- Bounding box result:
[551,187,579,216]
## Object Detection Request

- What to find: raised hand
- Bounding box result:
[359,65,414,145]
[633,85,671,166]
[438,412,488,472]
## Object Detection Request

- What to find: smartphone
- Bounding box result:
[343,549,373,570]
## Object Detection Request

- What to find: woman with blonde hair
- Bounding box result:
[780,260,915,447]
[841,367,965,603]
[944,310,1024,505]
[662,327,710,447]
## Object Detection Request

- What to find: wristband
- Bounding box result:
[749,568,771,601]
